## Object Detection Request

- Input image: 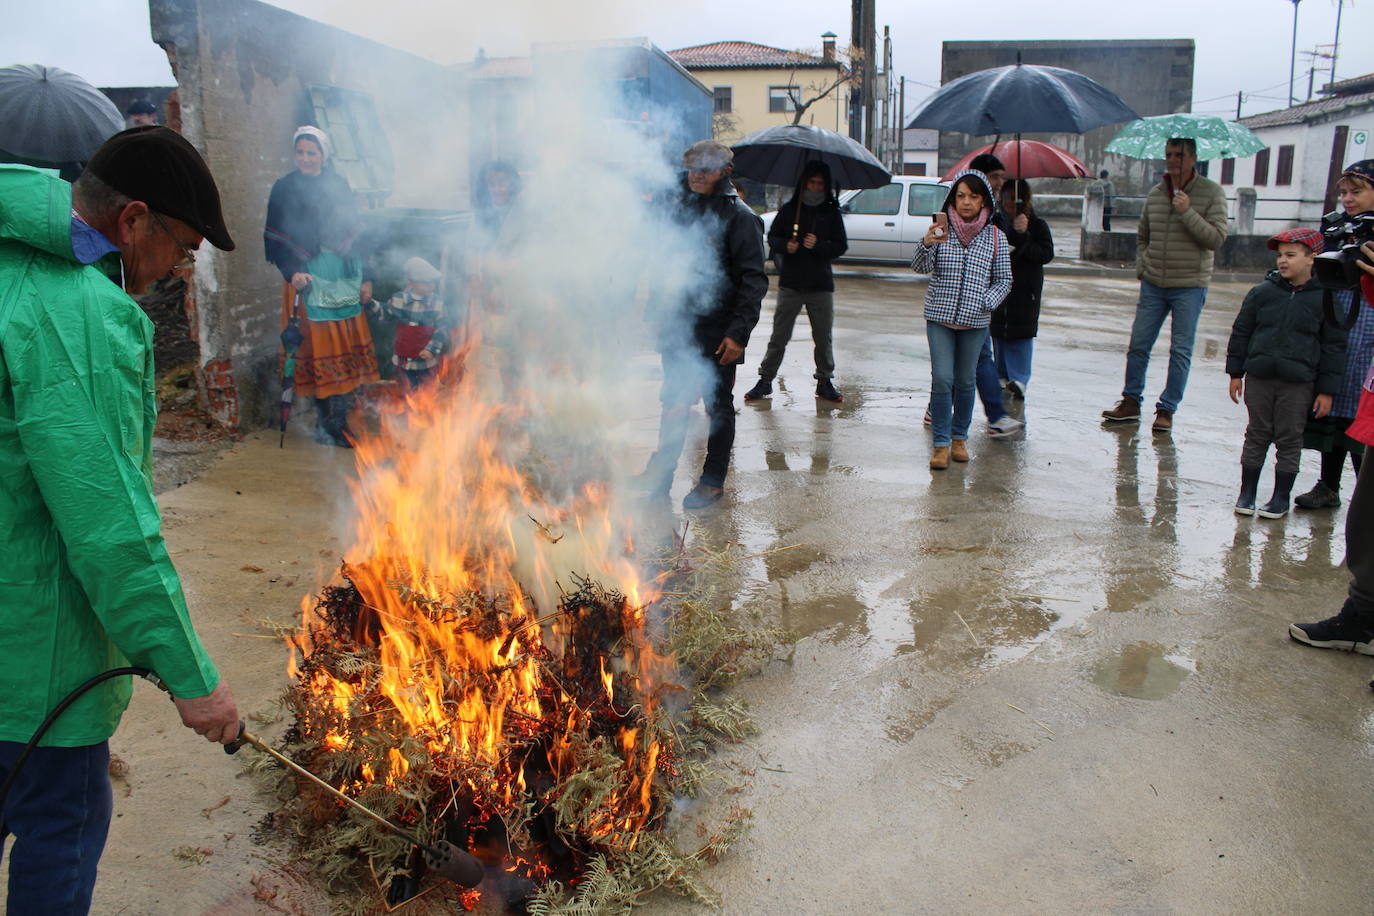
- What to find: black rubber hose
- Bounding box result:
[0,667,162,812]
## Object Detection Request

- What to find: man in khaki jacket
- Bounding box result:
[1103,138,1229,431]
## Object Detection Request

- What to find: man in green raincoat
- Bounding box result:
[0,127,240,915]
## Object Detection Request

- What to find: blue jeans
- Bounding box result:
[0,741,112,915]
[927,322,989,446]
[975,335,1006,422]
[993,337,1034,388]
[1123,281,1208,414]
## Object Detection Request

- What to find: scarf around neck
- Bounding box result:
[947,206,990,247]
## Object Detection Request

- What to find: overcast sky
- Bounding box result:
[5,0,1373,122]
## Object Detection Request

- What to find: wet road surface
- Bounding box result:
[76,270,1373,914]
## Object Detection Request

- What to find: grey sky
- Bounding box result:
[5,0,1373,123]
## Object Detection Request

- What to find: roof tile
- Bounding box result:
[668,41,837,70]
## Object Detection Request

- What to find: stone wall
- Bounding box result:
[1081,231,1274,273]
[149,0,469,429]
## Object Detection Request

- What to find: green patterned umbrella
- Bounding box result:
[1105,113,1265,161]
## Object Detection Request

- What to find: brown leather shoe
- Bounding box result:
[1152,409,1173,432]
[1102,396,1141,422]
[951,440,970,462]
[930,446,950,469]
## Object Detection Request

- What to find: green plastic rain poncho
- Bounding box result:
[0,164,218,747]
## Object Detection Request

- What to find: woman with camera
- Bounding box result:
[1290,160,1374,680]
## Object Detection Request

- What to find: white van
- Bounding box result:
[762,176,951,265]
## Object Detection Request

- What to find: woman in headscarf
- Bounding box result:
[912,170,1012,469]
[264,125,379,447]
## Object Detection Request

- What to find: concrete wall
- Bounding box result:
[149,0,469,429]
[1081,230,1272,272]
[689,67,848,142]
[937,40,1194,200]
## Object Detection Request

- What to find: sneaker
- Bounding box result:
[930,446,950,469]
[950,440,969,462]
[816,379,843,402]
[987,415,1024,438]
[923,407,932,427]
[682,482,723,509]
[1102,396,1141,422]
[743,380,772,402]
[1290,609,1374,655]
[1006,379,1026,399]
[1151,409,1173,433]
[1294,481,1341,509]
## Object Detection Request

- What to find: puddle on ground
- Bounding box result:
[1092,641,1193,700]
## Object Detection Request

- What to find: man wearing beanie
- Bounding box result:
[0,126,240,914]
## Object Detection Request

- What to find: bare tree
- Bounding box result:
[781,47,857,127]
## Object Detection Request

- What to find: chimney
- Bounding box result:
[822,32,837,62]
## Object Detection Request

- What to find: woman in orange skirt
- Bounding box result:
[264,126,379,446]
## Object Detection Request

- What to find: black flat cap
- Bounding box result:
[86,126,235,251]
[125,99,158,116]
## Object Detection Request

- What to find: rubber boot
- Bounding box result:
[1257,470,1298,519]
[1234,465,1262,516]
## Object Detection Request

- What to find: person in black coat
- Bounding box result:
[745,161,848,403]
[639,140,767,509]
[990,179,1054,398]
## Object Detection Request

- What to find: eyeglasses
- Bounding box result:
[151,211,197,271]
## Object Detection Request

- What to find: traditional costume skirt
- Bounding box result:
[281,283,380,399]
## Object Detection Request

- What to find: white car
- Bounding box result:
[762,176,951,264]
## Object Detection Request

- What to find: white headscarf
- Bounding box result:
[292,125,331,161]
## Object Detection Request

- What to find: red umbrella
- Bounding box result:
[941,139,1090,180]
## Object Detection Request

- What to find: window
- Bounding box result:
[1254,147,1270,186]
[713,86,732,114]
[1276,144,1295,185]
[1220,158,1234,185]
[908,183,948,217]
[308,85,393,196]
[768,85,800,113]
[845,182,902,215]
[904,162,928,177]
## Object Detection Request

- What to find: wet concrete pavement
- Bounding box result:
[78,270,1373,914]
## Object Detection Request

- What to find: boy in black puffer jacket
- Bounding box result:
[1227,228,1348,518]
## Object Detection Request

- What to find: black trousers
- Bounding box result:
[644,350,737,490]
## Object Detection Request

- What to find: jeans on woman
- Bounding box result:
[993,336,1034,389]
[927,322,989,447]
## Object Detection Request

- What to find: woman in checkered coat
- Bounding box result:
[912,169,1012,469]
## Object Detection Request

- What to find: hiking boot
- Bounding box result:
[930,446,950,469]
[682,482,724,509]
[950,440,969,462]
[1234,465,1261,516]
[1152,409,1173,433]
[1290,601,1374,655]
[815,379,843,402]
[987,415,1024,438]
[1102,396,1141,422]
[743,379,772,402]
[1006,379,1026,399]
[1294,480,1341,509]
[1257,470,1297,519]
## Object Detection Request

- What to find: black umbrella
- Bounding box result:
[730,124,891,191]
[908,60,1138,136]
[0,64,124,163]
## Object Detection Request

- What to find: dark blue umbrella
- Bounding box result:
[908,61,1138,136]
[730,124,891,191]
[0,64,124,163]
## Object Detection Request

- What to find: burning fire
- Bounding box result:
[284,351,680,904]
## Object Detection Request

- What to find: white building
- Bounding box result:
[1224,72,1374,232]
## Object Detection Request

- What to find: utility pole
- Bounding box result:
[881,26,892,166]
[1236,90,1243,120]
[1288,0,1301,107]
[898,76,907,175]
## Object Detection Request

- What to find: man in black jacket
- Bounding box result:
[640,140,767,509]
[746,161,847,402]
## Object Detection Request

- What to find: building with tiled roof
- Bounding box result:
[668,35,848,143]
[1218,72,1374,228]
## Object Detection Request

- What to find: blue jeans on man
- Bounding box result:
[0,741,112,915]
[1122,281,1208,414]
[927,322,989,446]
